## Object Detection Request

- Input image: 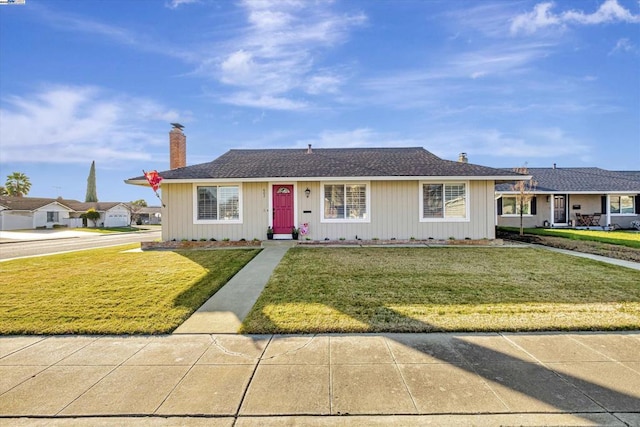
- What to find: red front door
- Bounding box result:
[272,185,294,234]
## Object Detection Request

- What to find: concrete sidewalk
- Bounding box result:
[173,241,295,334]
[0,332,638,426]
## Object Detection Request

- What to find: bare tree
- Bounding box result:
[511,164,537,236]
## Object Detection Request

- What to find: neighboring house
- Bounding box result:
[0,197,131,230]
[125,127,525,242]
[496,167,640,229]
[0,197,75,230]
[137,206,162,225]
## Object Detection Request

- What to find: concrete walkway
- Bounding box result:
[532,243,640,271]
[173,241,295,334]
[0,332,638,426]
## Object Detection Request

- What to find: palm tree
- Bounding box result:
[5,172,32,197]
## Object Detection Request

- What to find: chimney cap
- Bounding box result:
[170,123,184,130]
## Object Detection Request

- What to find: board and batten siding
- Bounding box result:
[162,180,497,241]
[162,182,269,241]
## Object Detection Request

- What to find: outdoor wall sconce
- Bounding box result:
[305,188,311,198]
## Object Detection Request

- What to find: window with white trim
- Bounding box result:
[196,185,240,222]
[322,183,369,221]
[610,195,634,214]
[47,211,59,222]
[501,196,531,215]
[421,182,468,220]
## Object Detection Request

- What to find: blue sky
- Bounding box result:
[1,0,638,205]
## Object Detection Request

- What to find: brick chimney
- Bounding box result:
[169,123,186,169]
[458,152,468,163]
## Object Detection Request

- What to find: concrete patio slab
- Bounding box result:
[59,365,189,415]
[398,363,507,413]
[330,335,393,364]
[0,365,114,415]
[331,364,416,414]
[549,361,640,412]
[240,364,330,415]
[197,334,270,365]
[157,364,254,415]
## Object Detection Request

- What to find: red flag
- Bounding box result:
[144,170,163,192]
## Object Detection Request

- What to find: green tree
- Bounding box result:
[5,172,31,197]
[85,161,98,202]
[129,199,148,225]
[85,208,101,228]
[0,186,7,196]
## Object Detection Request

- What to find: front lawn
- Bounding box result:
[71,226,145,233]
[499,226,640,249]
[0,245,260,334]
[241,247,640,333]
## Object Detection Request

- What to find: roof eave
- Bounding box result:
[127,174,528,185]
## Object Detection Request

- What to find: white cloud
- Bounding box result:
[221,92,308,110]
[211,1,366,110]
[609,37,637,54]
[297,128,419,149]
[0,85,185,164]
[428,128,590,160]
[166,0,200,9]
[511,0,640,34]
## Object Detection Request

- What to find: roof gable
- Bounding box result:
[130,147,520,181]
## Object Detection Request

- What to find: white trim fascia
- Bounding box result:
[127,175,528,186]
[498,190,639,195]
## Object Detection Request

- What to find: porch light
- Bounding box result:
[305,187,311,198]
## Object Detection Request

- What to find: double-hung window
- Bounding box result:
[195,185,241,223]
[610,195,635,214]
[322,183,369,222]
[420,182,468,221]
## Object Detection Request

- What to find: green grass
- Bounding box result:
[241,247,640,334]
[499,226,640,249]
[0,245,260,334]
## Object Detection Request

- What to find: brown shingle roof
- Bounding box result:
[130,147,519,181]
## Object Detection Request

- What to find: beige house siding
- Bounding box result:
[162,182,269,241]
[497,194,639,228]
[162,179,497,241]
